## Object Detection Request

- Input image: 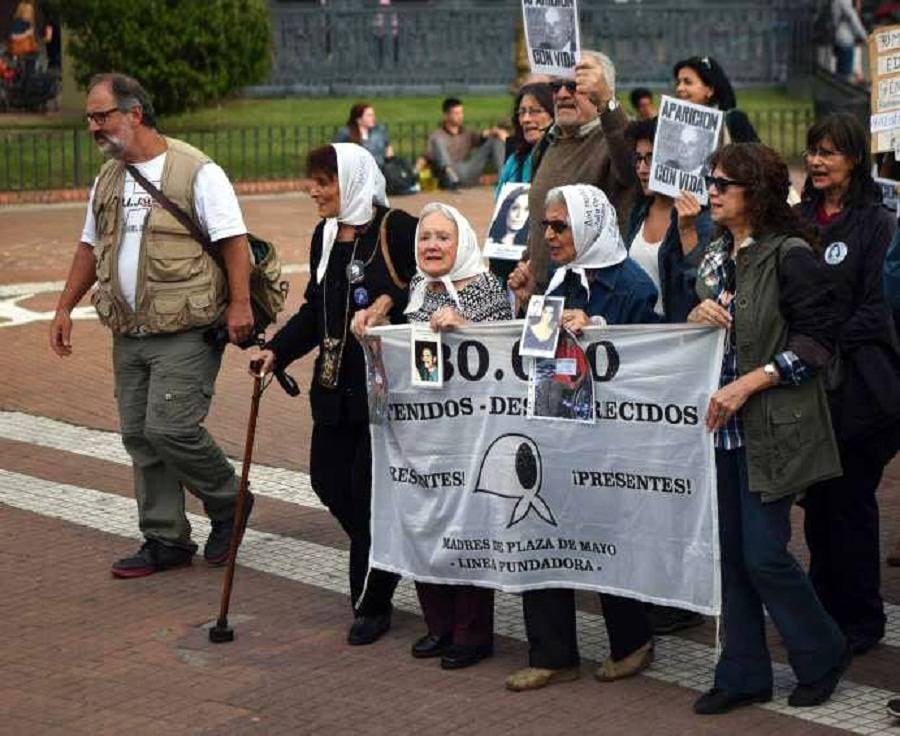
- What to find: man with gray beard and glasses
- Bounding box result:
[50,73,254,578]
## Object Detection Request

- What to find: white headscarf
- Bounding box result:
[404,202,486,315]
[316,143,389,284]
[544,184,627,297]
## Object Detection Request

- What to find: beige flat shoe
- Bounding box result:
[594,640,654,682]
[505,666,580,692]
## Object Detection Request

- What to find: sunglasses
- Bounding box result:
[704,175,748,194]
[549,80,577,94]
[632,152,653,167]
[84,107,120,125]
[541,219,570,234]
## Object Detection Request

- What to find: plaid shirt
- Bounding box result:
[698,237,812,450]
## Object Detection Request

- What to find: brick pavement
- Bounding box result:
[0,191,898,735]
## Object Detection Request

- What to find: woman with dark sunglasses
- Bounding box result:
[794,112,900,657]
[673,56,758,145]
[623,118,714,324]
[688,142,849,715]
[505,184,656,693]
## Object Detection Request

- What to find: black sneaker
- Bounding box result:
[347,610,391,646]
[111,539,194,579]
[788,643,852,707]
[204,491,255,566]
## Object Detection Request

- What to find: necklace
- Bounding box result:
[346,229,379,284]
[318,237,360,389]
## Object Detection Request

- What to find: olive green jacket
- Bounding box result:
[697,232,842,502]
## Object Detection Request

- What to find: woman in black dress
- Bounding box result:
[255,143,417,646]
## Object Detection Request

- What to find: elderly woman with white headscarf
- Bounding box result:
[255,143,418,647]
[355,201,512,669]
[506,184,657,693]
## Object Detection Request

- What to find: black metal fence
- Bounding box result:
[0,109,814,192]
[258,0,815,95]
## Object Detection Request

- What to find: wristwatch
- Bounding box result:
[763,362,779,381]
[601,97,619,114]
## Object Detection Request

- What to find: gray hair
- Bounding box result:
[581,49,616,96]
[419,202,459,234]
[545,187,568,213]
[88,73,157,129]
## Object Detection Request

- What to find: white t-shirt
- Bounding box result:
[81,153,246,310]
[630,223,664,316]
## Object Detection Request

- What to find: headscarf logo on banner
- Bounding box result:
[474,434,557,528]
[544,184,627,297]
[404,202,487,314]
[316,143,390,285]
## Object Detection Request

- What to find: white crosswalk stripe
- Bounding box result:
[1,460,898,732]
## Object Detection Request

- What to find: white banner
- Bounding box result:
[367,323,724,615]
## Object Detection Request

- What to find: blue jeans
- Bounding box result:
[714,448,845,694]
[834,45,855,78]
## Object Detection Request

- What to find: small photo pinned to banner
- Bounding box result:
[411,328,443,389]
[527,329,595,423]
[522,0,580,79]
[650,95,723,205]
[519,295,564,359]
[484,182,531,262]
[362,335,389,424]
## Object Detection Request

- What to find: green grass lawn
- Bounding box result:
[0,86,811,130]
[0,87,813,191]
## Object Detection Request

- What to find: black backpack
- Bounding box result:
[382,156,418,195]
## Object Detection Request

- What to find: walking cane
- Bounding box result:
[209,358,266,644]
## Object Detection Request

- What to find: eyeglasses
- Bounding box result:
[541,219,570,234]
[549,80,577,94]
[517,106,547,118]
[632,152,653,167]
[84,107,120,125]
[804,146,839,160]
[704,175,748,194]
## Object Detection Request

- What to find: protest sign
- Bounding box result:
[366,322,724,614]
[869,24,900,152]
[650,95,723,205]
[484,183,531,262]
[522,0,580,79]
[527,329,595,423]
[876,177,900,216]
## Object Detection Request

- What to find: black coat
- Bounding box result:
[267,205,418,426]
[797,199,900,443]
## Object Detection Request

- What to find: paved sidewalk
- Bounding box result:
[0,190,898,735]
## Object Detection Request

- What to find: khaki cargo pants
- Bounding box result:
[113,328,238,551]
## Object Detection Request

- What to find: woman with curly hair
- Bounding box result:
[688,142,849,715]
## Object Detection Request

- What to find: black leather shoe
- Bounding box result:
[848,632,882,656]
[888,697,900,719]
[647,605,704,635]
[204,491,255,566]
[347,611,391,646]
[789,643,852,707]
[411,632,451,659]
[693,687,773,715]
[440,643,493,670]
[111,539,194,579]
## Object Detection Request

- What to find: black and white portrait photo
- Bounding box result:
[519,295,564,359]
[484,183,531,261]
[522,0,580,77]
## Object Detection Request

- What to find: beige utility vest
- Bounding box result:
[90,137,228,335]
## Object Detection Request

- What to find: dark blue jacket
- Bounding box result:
[548,258,658,325]
[625,198,713,323]
[886,229,900,312]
